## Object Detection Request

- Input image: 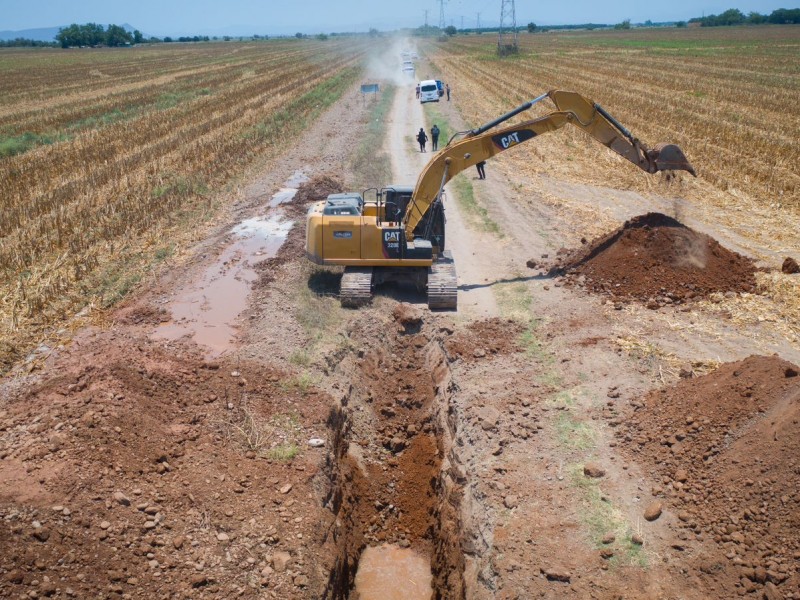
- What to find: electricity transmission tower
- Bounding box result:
[497,0,518,55]
[438,0,446,31]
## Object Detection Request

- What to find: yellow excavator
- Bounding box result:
[305,90,695,309]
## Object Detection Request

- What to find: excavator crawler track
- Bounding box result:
[427,251,457,310]
[340,267,373,307]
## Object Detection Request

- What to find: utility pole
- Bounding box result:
[477,12,481,30]
[424,9,429,27]
[461,15,464,30]
[438,0,446,31]
[498,0,518,55]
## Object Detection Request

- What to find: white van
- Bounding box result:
[419,79,439,103]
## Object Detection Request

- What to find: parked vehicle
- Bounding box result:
[419,79,439,103]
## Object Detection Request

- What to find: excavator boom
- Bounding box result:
[403,89,695,240]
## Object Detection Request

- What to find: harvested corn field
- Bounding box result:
[0,40,370,370]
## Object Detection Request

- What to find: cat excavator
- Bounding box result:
[305,89,695,309]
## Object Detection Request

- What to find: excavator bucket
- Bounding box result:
[649,143,696,176]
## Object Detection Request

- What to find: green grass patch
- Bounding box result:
[96,261,143,308]
[267,443,300,461]
[151,174,209,199]
[493,281,532,321]
[154,245,174,261]
[568,464,649,568]
[0,131,68,157]
[555,411,596,450]
[296,266,343,338]
[288,349,313,367]
[280,371,317,395]
[449,173,502,235]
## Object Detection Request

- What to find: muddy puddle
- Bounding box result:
[322,312,467,599]
[153,175,305,355]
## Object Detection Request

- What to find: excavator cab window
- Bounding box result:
[381,186,413,224]
[322,194,363,216]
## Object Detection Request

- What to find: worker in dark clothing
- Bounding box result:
[446,83,451,101]
[415,83,420,99]
[430,124,440,151]
[417,128,428,152]
[476,160,486,179]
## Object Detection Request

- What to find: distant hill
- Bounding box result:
[0,23,139,43]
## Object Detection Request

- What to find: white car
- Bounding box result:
[419,79,439,103]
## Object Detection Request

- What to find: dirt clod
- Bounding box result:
[583,462,606,478]
[643,501,663,521]
[782,257,799,274]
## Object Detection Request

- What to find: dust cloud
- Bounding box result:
[670,199,708,269]
[365,37,418,88]
[674,229,708,269]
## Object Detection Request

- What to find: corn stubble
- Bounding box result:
[0,39,372,370]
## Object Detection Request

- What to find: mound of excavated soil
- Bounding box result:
[615,355,800,597]
[284,174,343,218]
[443,318,523,362]
[550,213,758,306]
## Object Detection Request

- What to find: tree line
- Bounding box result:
[690,7,800,26]
[56,23,144,47]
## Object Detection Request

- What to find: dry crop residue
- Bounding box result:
[614,355,800,598]
[549,213,758,307]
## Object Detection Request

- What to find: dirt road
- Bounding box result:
[1,44,798,600]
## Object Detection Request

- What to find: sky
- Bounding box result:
[0,0,792,36]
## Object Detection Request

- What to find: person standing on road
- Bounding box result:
[446,83,451,101]
[415,83,420,99]
[430,124,440,151]
[417,127,428,152]
[476,160,486,179]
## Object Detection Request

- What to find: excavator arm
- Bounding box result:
[403,89,695,241]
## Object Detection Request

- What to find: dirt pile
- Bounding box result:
[284,174,344,219]
[614,355,800,598]
[443,318,523,361]
[548,213,758,307]
[0,331,331,598]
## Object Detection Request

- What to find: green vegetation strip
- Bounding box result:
[569,464,648,568]
[350,84,396,190]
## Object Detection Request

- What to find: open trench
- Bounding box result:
[320,312,469,599]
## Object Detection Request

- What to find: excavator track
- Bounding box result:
[427,251,457,310]
[340,267,373,307]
